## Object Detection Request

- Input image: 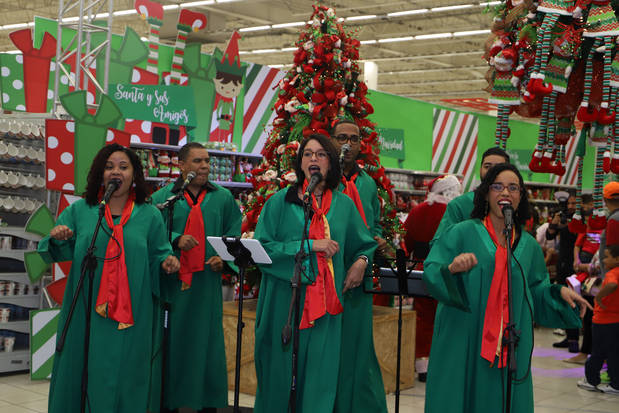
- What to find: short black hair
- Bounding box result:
[179,142,206,162]
[607,244,619,258]
[295,134,342,190]
[84,144,148,205]
[329,118,359,136]
[581,193,593,204]
[471,163,531,227]
[481,147,510,164]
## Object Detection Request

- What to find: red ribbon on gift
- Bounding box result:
[9,29,57,113]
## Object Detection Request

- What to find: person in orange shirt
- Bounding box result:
[578,220,619,394]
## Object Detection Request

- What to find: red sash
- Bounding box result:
[300,182,343,329]
[179,190,207,290]
[481,215,515,367]
[341,173,367,226]
[95,195,135,329]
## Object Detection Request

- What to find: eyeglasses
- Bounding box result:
[490,183,521,193]
[302,150,329,159]
[335,134,361,144]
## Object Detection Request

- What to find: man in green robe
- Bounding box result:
[330,119,388,413]
[151,142,242,412]
[424,219,582,413]
[253,185,377,413]
[38,199,174,413]
[432,147,510,241]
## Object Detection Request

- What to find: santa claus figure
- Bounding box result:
[403,174,462,382]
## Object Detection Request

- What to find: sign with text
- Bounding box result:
[506,149,534,179]
[109,84,197,127]
[377,127,405,160]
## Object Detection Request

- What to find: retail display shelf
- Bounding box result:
[0,226,41,241]
[0,320,29,334]
[524,181,577,190]
[130,142,262,159]
[144,176,253,189]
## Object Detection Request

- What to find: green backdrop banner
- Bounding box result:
[377,127,405,160]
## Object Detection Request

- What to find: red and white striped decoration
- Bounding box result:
[552,131,579,186]
[135,0,164,76]
[432,108,479,191]
[170,9,207,85]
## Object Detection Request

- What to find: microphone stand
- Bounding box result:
[56,203,107,413]
[282,192,312,413]
[502,219,519,413]
[156,188,184,412]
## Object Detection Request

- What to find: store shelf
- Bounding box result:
[0,295,40,307]
[0,320,29,334]
[0,250,27,261]
[144,177,253,189]
[391,187,426,196]
[0,349,29,373]
[0,226,41,241]
[130,142,262,159]
[524,181,577,190]
[385,168,463,179]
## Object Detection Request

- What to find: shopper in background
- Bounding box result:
[599,182,619,277]
[423,163,590,413]
[38,144,179,413]
[551,194,594,351]
[151,142,242,413]
[329,119,388,413]
[432,146,510,242]
[253,134,377,413]
[403,174,462,382]
[578,221,619,394]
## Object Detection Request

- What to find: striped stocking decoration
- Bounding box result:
[613,98,619,173]
[598,37,616,124]
[577,38,601,122]
[135,0,164,76]
[495,105,509,148]
[171,9,207,85]
[587,147,608,230]
[567,155,588,233]
[532,13,559,75]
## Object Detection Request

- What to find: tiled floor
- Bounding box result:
[0,327,616,412]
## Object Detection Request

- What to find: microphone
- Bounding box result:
[339,143,350,166]
[303,172,323,200]
[500,201,514,231]
[178,171,197,193]
[100,179,121,206]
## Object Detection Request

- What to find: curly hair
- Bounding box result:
[295,134,342,190]
[471,163,531,227]
[83,144,148,206]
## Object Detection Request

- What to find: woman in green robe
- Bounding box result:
[253,134,377,413]
[38,144,179,413]
[424,163,591,413]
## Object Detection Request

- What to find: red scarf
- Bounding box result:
[341,172,367,226]
[95,194,135,329]
[300,181,343,329]
[481,215,515,367]
[179,190,207,290]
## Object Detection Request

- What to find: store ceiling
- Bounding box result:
[0,0,496,107]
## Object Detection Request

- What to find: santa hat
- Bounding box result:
[135,0,164,23]
[427,174,462,205]
[607,219,619,246]
[215,31,244,77]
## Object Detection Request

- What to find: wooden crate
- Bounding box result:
[223,299,416,395]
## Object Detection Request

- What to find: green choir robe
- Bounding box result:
[423,219,582,413]
[335,169,387,413]
[431,190,475,244]
[151,182,241,410]
[38,199,173,413]
[253,186,378,413]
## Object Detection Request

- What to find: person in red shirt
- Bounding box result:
[403,174,462,382]
[578,220,619,394]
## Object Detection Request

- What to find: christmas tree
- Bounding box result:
[242,4,402,244]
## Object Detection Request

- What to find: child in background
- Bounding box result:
[577,221,619,394]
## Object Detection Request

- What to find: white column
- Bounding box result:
[364,61,378,90]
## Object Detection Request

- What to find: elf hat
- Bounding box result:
[135,0,164,23]
[215,31,244,77]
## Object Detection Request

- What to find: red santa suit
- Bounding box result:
[403,175,462,378]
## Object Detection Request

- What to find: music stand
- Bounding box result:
[207,236,271,413]
[365,250,431,413]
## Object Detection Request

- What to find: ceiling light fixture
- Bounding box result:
[431,5,474,12]
[387,9,429,17]
[415,33,452,40]
[360,40,377,44]
[239,25,271,32]
[272,21,305,29]
[378,36,414,43]
[345,15,378,21]
[453,29,491,37]
[182,1,216,6]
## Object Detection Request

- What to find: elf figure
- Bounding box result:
[577,0,619,124]
[526,0,583,99]
[488,48,521,149]
[170,9,207,85]
[209,32,244,143]
[135,0,164,76]
[530,25,580,174]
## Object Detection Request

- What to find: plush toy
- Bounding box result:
[488,47,521,149]
[157,150,171,177]
[170,153,181,178]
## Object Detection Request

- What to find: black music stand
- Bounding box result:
[365,250,431,413]
[208,236,271,413]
